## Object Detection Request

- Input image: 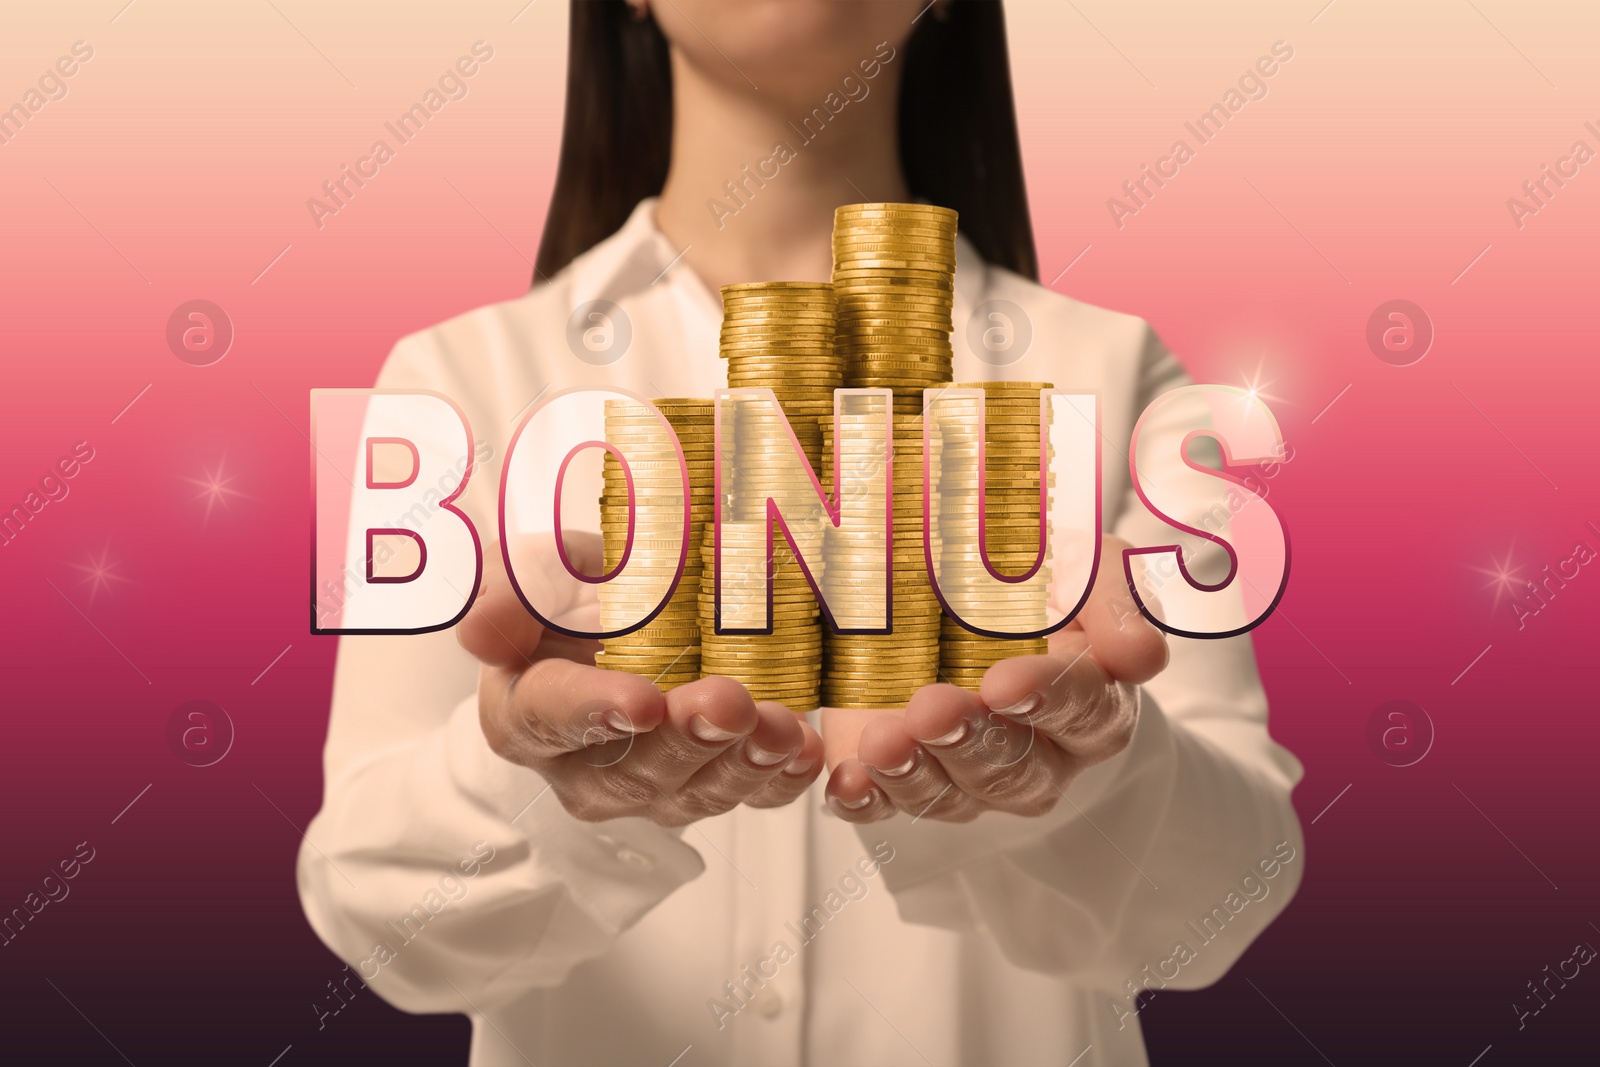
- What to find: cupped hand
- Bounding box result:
[821,536,1168,822]
[458,534,823,826]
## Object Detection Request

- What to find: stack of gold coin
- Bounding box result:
[594,398,714,690]
[720,282,840,468]
[819,412,943,707]
[832,203,957,416]
[698,521,823,711]
[936,382,1055,691]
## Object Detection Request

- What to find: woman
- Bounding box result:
[299,2,1305,1064]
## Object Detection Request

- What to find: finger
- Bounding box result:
[824,759,896,822]
[536,631,604,666]
[541,675,764,824]
[1076,535,1168,684]
[902,682,1068,815]
[744,719,824,808]
[857,713,981,822]
[978,652,1139,766]
[609,674,762,794]
[458,537,547,666]
[479,656,667,764]
[674,701,808,820]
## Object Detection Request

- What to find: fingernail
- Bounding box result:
[604,709,644,733]
[782,756,817,777]
[992,693,1041,719]
[870,752,916,777]
[689,714,743,742]
[835,793,874,810]
[921,719,971,747]
[743,738,789,766]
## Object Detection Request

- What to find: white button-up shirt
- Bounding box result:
[299,199,1305,1067]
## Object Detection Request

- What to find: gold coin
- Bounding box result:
[950,381,1055,393]
[835,203,957,223]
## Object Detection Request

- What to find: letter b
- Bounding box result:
[312,390,481,632]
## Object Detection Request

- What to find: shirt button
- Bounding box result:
[754,991,784,1019]
[616,847,654,871]
[594,834,654,871]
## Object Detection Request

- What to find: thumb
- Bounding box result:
[457,533,602,667]
[1072,535,1169,684]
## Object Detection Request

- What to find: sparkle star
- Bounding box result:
[185,457,247,524]
[70,543,131,606]
[1238,364,1281,411]
[1469,545,1524,612]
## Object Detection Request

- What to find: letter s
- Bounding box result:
[311,389,481,633]
[1125,385,1288,638]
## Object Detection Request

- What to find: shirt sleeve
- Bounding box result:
[296,332,706,1014]
[861,323,1305,988]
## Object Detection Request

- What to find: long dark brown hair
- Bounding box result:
[534,0,1037,283]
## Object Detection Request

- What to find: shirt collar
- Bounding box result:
[566,198,718,321]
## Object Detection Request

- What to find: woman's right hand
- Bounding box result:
[458,535,823,826]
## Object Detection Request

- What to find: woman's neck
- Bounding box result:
[654,54,910,295]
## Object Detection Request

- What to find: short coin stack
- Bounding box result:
[832,204,957,416]
[705,282,834,710]
[720,282,840,469]
[819,411,943,708]
[698,521,824,711]
[593,398,713,690]
[935,382,1055,691]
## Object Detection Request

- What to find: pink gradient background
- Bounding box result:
[2,1,1596,1063]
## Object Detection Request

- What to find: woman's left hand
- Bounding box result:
[821,536,1170,823]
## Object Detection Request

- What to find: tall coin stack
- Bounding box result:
[819,412,943,708]
[936,382,1055,691]
[593,398,713,690]
[832,204,957,416]
[697,521,824,711]
[720,282,840,470]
